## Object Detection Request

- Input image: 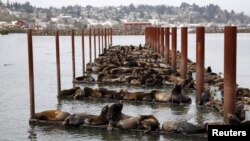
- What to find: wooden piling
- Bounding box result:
[181,27,188,79]
[196,26,205,104]
[224,26,237,121]
[165,27,170,65]
[151,27,154,49]
[71,29,75,79]
[89,28,92,63]
[55,30,61,95]
[171,27,177,71]
[104,28,107,49]
[156,27,159,53]
[94,28,96,60]
[81,29,85,74]
[110,28,113,45]
[158,27,161,53]
[27,29,35,119]
[102,28,104,53]
[160,27,164,57]
[153,27,156,51]
[98,28,101,55]
[107,28,110,46]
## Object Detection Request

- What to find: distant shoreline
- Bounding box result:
[2,27,250,35]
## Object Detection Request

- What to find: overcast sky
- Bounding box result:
[4,0,250,15]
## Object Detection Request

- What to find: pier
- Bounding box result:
[27,26,249,139]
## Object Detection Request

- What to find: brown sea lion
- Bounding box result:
[107,102,131,131]
[200,90,211,105]
[149,90,171,102]
[164,75,185,85]
[73,89,87,100]
[170,85,192,104]
[117,90,148,101]
[84,105,109,125]
[34,110,70,121]
[75,75,95,82]
[63,113,95,126]
[204,120,226,132]
[83,87,102,98]
[237,87,250,97]
[110,67,133,74]
[162,121,205,133]
[116,116,139,130]
[226,113,241,125]
[58,86,80,97]
[98,88,116,99]
[138,115,160,133]
[86,62,102,72]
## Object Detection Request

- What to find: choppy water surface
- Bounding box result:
[0,33,249,141]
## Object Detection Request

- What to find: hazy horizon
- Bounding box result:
[3,0,250,16]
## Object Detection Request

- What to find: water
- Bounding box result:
[0,33,249,141]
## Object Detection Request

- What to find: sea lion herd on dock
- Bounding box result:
[33,44,250,135]
[33,101,249,134]
[58,84,192,104]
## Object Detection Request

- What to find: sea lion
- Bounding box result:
[110,67,133,74]
[200,90,211,105]
[58,86,80,97]
[148,90,171,102]
[226,113,241,125]
[107,102,131,130]
[73,89,87,100]
[206,66,212,73]
[117,90,148,101]
[97,73,110,82]
[63,113,95,126]
[204,120,226,132]
[116,116,139,130]
[164,75,185,85]
[162,121,205,133]
[75,75,95,82]
[34,110,70,121]
[170,85,192,104]
[138,115,160,133]
[237,87,250,97]
[83,87,102,98]
[98,88,116,99]
[84,105,109,125]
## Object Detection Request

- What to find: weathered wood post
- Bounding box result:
[110,28,113,45]
[89,28,92,63]
[106,28,109,47]
[27,29,35,119]
[224,26,237,122]
[181,27,188,79]
[81,29,85,74]
[156,27,159,53]
[171,27,177,71]
[160,27,164,57]
[104,28,107,49]
[158,27,161,53]
[98,28,101,55]
[154,27,157,52]
[94,28,96,60]
[196,26,205,104]
[102,28,104,53]
[165,27,170,65]
[71,29,75,79]
[151,27,154,49]
[55,30,61,95]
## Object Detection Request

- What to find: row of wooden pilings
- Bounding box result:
[144,26,237,122]
[28,28,113,119]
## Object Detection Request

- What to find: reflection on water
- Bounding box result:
[1,33,249,140]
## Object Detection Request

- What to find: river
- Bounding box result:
[0,33,249,141]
